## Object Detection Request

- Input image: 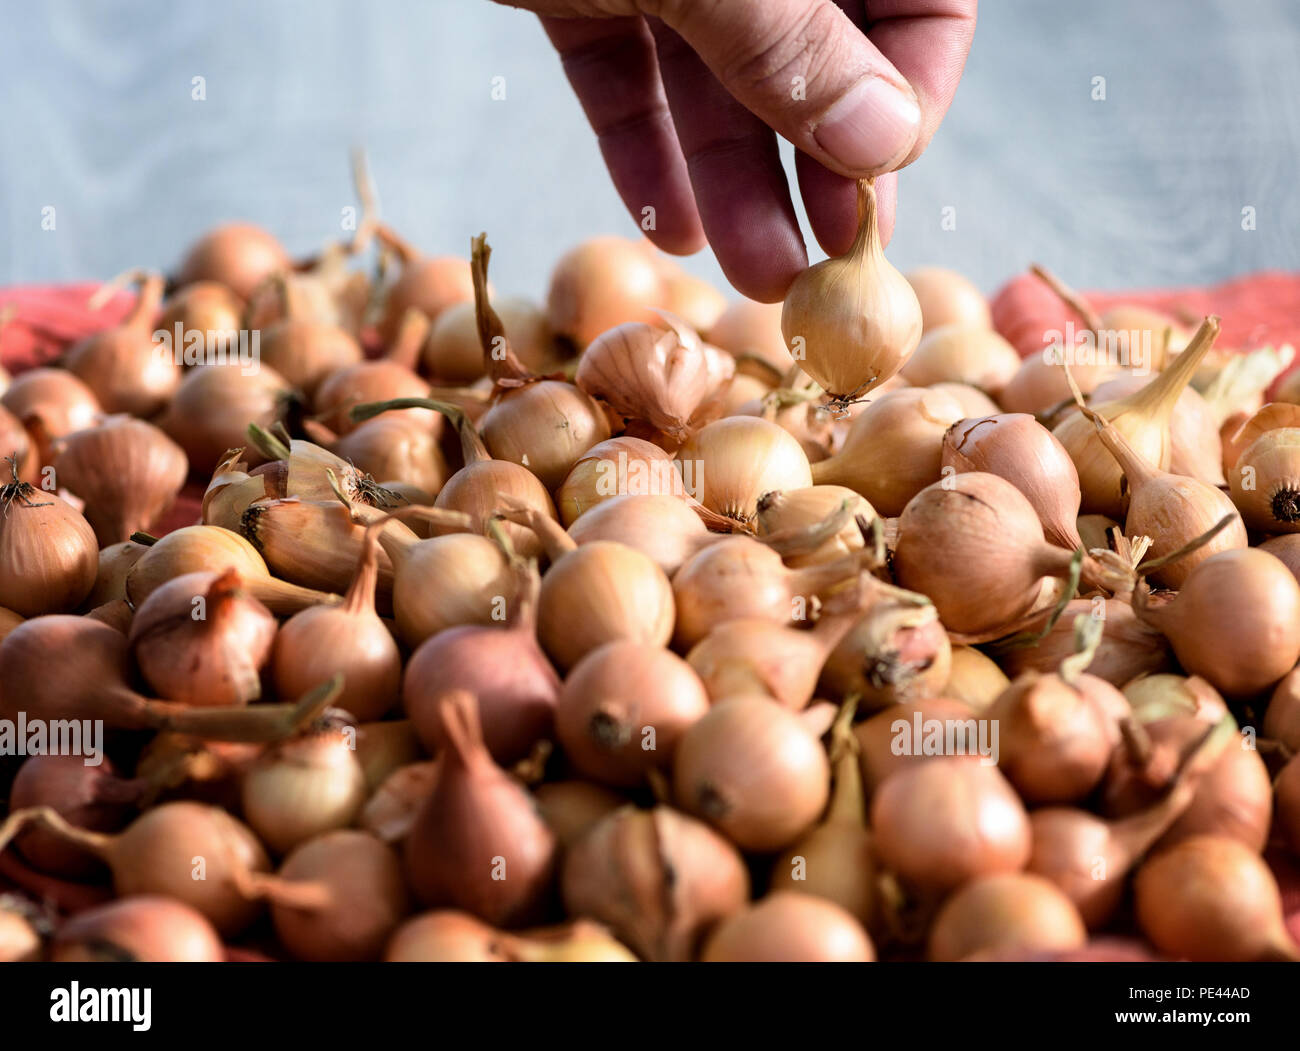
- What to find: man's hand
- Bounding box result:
[502,0,976,301]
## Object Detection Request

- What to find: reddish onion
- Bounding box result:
[403,557,559,765]
[404,690,558,926]
[50,896,225,963]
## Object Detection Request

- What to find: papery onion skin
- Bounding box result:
[813,387,964,517]
[538,541,675,671]
[927,873,1087,962]
[871,758,1031,892]
[162,362,295,473]
[557,437,681,526]
[701,892,875,962]
[546,237,665,349]
[556,640,709,786]
[52,415,189,546]
[50,896,225,963]
[901,324,1020,394]
[781,179,921,400]
[1134,835,1300,962]
[403,612,560,767]
[672,696,829,852]
[128,570,277,709]
[389,532,516,647]
[404,691,558,927]
[241,728,369,856]
[905,267,990,333]
[941,413,1083,550]
[0,479,98,617]
[480,381,611,491]
[567,493,716,576]
[176,223,290,301]
[1,367,101,440]
[271,830,410,962]
[1137,548,1300,698]
[893,472,1075,637]
[561,804,749,961]
[678,416,812,524]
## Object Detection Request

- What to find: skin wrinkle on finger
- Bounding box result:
[660,0,921,177]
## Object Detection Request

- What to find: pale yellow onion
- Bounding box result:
[929,382,1000,418]
[1052,316,1220,517]
[125,524,340,615]
[781,179,921,400]
[707,299,793,378]
[997,350,1123,416]
[1084,407,1245,587]
[900,324,1020,394]
[422,296,552,383]
[1229,429,1300,533]
[511,510,675,670]
[754,485,874,568]
[329,414,448,498]
[905,266,990,332]
[945,646,1010,713]
[576,320,735,443]
[733,395,835,464]
[83,541,147,608]
[677,416,811,524]
[383,531,516,647]
[671,536,858,649]
[480,381,611,491]
[812,387,963,516]
[546,236,665,349]
[1090,372,1225,486]
[566,493,723,576]
[557,437,682,526]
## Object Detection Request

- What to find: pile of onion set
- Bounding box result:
[2,204,1299,969]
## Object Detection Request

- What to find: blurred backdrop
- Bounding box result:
[1,0,1297,299]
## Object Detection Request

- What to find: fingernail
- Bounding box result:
[813,77,921,175]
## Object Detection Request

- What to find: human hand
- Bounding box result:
[501,0,976,301]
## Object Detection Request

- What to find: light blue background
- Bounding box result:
[1,0,1296,299]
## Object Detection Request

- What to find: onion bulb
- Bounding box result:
[812,387,963,516]
[0,456,97,616]
[673,695,829,852]
[677,416,811,525]
[781,178,921,401]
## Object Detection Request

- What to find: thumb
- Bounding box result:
[653,0,923,178]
